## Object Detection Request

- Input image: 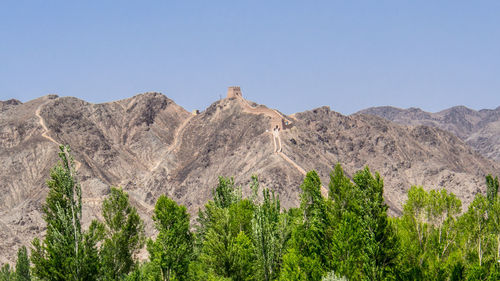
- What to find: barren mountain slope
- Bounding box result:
[0,93,190,264]
[358,106,500,162]
[285,107,498,213]
[1,93,498,263]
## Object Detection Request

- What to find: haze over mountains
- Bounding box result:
[1,88,499,263]
[358,105,500,162]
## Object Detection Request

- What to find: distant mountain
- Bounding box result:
[357,105,500,162]
[0,90,497,263]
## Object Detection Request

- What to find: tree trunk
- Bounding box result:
[497,234,500,261]
[478,235,482,267]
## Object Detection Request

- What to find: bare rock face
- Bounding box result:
[358,106,500,162]
[0,93,498,264]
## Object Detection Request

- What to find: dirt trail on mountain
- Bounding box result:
[35,98,82,171]
[236,96,328,195]
[35,99,62,146]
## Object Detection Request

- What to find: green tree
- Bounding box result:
[329,165,364,279]
[252,187,286,281]
[147,195,193,281]
[351,167,398,280]
[199,202,256,280]
[280,171,331,281]
[100,187,145,280]
[125,262,162,281]
[31,145,102,281]
[213,177,241,209]
[328,165,398,280]
[230,231,255,281]
[396,186,463,280]
[15,246,30,281]
[330,211,364,279]
[195,177,257,280]
[0,264,14,281]
[489,194,500,265]
[196,176,243,242]
[486,174,499,204]
[81,220,105,279]
[464,194,490,268]
[279,249,308,281]
[485,174,500,277]
[395,186,428,280]
[321,271,348,281]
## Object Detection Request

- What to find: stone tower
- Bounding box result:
[227,86,242,99]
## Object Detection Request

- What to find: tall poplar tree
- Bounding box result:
[147,195,193,281]
[31,145,102,281]
[281,171,331,281]
[0,264,14,281]
[100,187,145,280]
[328,164,398,280]
[15,246,30,281]
[252,188,284,281]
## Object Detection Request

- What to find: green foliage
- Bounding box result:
[124,262,162,281]
[463,194,490,268]
[100,187,145,280]
[21,147,500,280]
[213,176,241,209]
[396,186,462,280]
[0,264,15,281]
[321,271,348,281]
[328,165,364,279]
[330,211,364,279]
[281,171,331,281]
[199,206,237,277]
[279,249,308,281]
[196,176,246,242]
[230,231,256,281]
[80,220,105,279]
[252,187,286,281]
[329,164,398,280]
[193,177,259,280]
[15,246,30,281]
[354,167,398,280]
[31,145,102,281]
[147,195,193,281]
[486,174,499,204]
[198,204,255,280]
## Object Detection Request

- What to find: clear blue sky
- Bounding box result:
[1,1,499,114]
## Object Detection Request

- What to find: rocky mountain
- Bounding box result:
[1,90,498,263]
[357,106,500,162]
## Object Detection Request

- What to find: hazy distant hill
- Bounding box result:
[0,91,497,263]
[358,105,500,162]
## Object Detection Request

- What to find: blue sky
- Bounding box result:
[1,1,499,114]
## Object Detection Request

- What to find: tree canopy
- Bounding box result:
[2,147,500,280]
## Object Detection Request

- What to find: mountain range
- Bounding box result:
[358,105,500,162]
[1,89,498,264]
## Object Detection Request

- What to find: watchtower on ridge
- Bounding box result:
[226,85,293,130]
[227,86,242,99]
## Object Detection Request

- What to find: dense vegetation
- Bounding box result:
[2,145,500,280]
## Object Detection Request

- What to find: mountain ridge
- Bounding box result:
[357,105,500,162]
[0,90,498,264]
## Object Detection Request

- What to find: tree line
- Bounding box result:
[1,145,500,280]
